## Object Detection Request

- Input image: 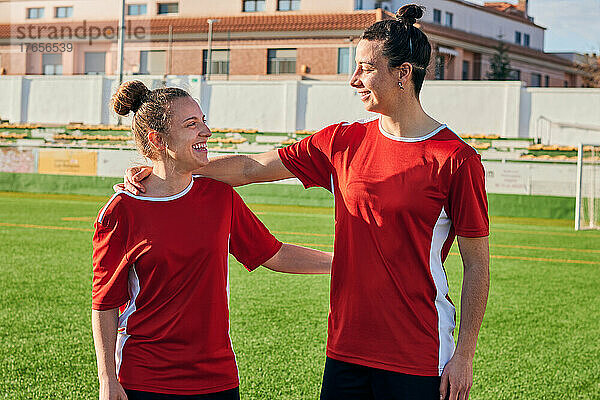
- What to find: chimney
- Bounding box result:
[517,0,529,17]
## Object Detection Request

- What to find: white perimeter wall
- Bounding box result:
[421,81,522,138]
[522,88,600,145]
[2,76,600,144]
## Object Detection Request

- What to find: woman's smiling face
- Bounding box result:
[162,96,212,172]
[350,39,401,115]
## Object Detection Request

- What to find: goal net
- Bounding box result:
[575,144,600,230]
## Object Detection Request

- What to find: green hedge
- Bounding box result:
[0,172,121,197]
[0,172,575,220]
[487,193,574,220]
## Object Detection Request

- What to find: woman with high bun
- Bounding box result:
[122,4,490,399]
[92,80,332,400]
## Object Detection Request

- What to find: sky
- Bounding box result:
[469,0,600,53]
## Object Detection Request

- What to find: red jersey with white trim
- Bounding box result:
[278,116,488,376]
[92,177,282,395]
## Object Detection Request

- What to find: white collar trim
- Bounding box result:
[119,178,194,202]
[378,115,447,142]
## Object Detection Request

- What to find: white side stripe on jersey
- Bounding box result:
[226,234,239,381]
[226,234,231,302]
[115,265,141,377]
[429,207,456,375]
[329,174,335,195]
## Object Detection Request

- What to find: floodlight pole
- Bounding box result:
[116,0,126,125]
[117,0,126,85]
[167,25,174,75]
[348,36,354,76]
[207,19,220,79]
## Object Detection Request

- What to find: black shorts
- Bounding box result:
[320,357,441,400]
[124,387,239,400]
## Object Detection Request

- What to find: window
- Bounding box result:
[545,75,549,87]
[462,60,470,80]
[473,53,482,80]
[202,50,230,75]
[139,50,166,75]
[42,54,62,75]
[338,47,356,74]
[510,69,521,80]
[435,55,445,80]
[157,3,178,14]
[243,0,265,12]
[433,9,441,24]
[85,52,106,75]
[531,73,541,87]
[128,4,147,15]
[445,12,453,27]
[524,34,530,47]
[355,0,363,10]
[27,8,44,19]
[267,49,296,74]
[55,7,73,18]
[278,0,300,11]
[515,31,521,45]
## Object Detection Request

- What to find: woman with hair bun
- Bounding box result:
[123,4,489,399]
[92,80,332,400]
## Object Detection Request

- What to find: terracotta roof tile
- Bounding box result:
[484,2,515,12]
[148,11,385,34]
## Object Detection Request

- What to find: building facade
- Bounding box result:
[0,0,591,87]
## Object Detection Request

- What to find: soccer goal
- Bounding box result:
[575,143,600,230]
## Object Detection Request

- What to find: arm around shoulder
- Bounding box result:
[196,150,294,187]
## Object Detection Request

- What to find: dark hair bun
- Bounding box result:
[112,80,150,116]
[396,4,425,25]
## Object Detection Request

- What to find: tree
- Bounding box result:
[576,54,600,88]
[487,38,513,81]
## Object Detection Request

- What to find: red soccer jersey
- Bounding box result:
[279,116,489,376]
[92,177,282,395]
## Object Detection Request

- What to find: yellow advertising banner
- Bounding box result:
[38,149,97,176]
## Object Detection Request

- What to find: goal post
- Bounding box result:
[575,143,600,231]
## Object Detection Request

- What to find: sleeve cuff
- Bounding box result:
[244,240,283,272]
[277,148,318,189]
[454,229,489,238]
[91,297,129,311]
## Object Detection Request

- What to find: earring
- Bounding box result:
[398,81,404,90]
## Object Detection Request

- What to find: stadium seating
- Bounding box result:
[1,124,598,160]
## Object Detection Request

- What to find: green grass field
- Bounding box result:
[1,190,599,399]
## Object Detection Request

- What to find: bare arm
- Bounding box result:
[440,235,490,400]
[455,236,490,359]
[262,243,332,274]
[196,150,294,187]
[91,309,128,400]
[120,150,294,194]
